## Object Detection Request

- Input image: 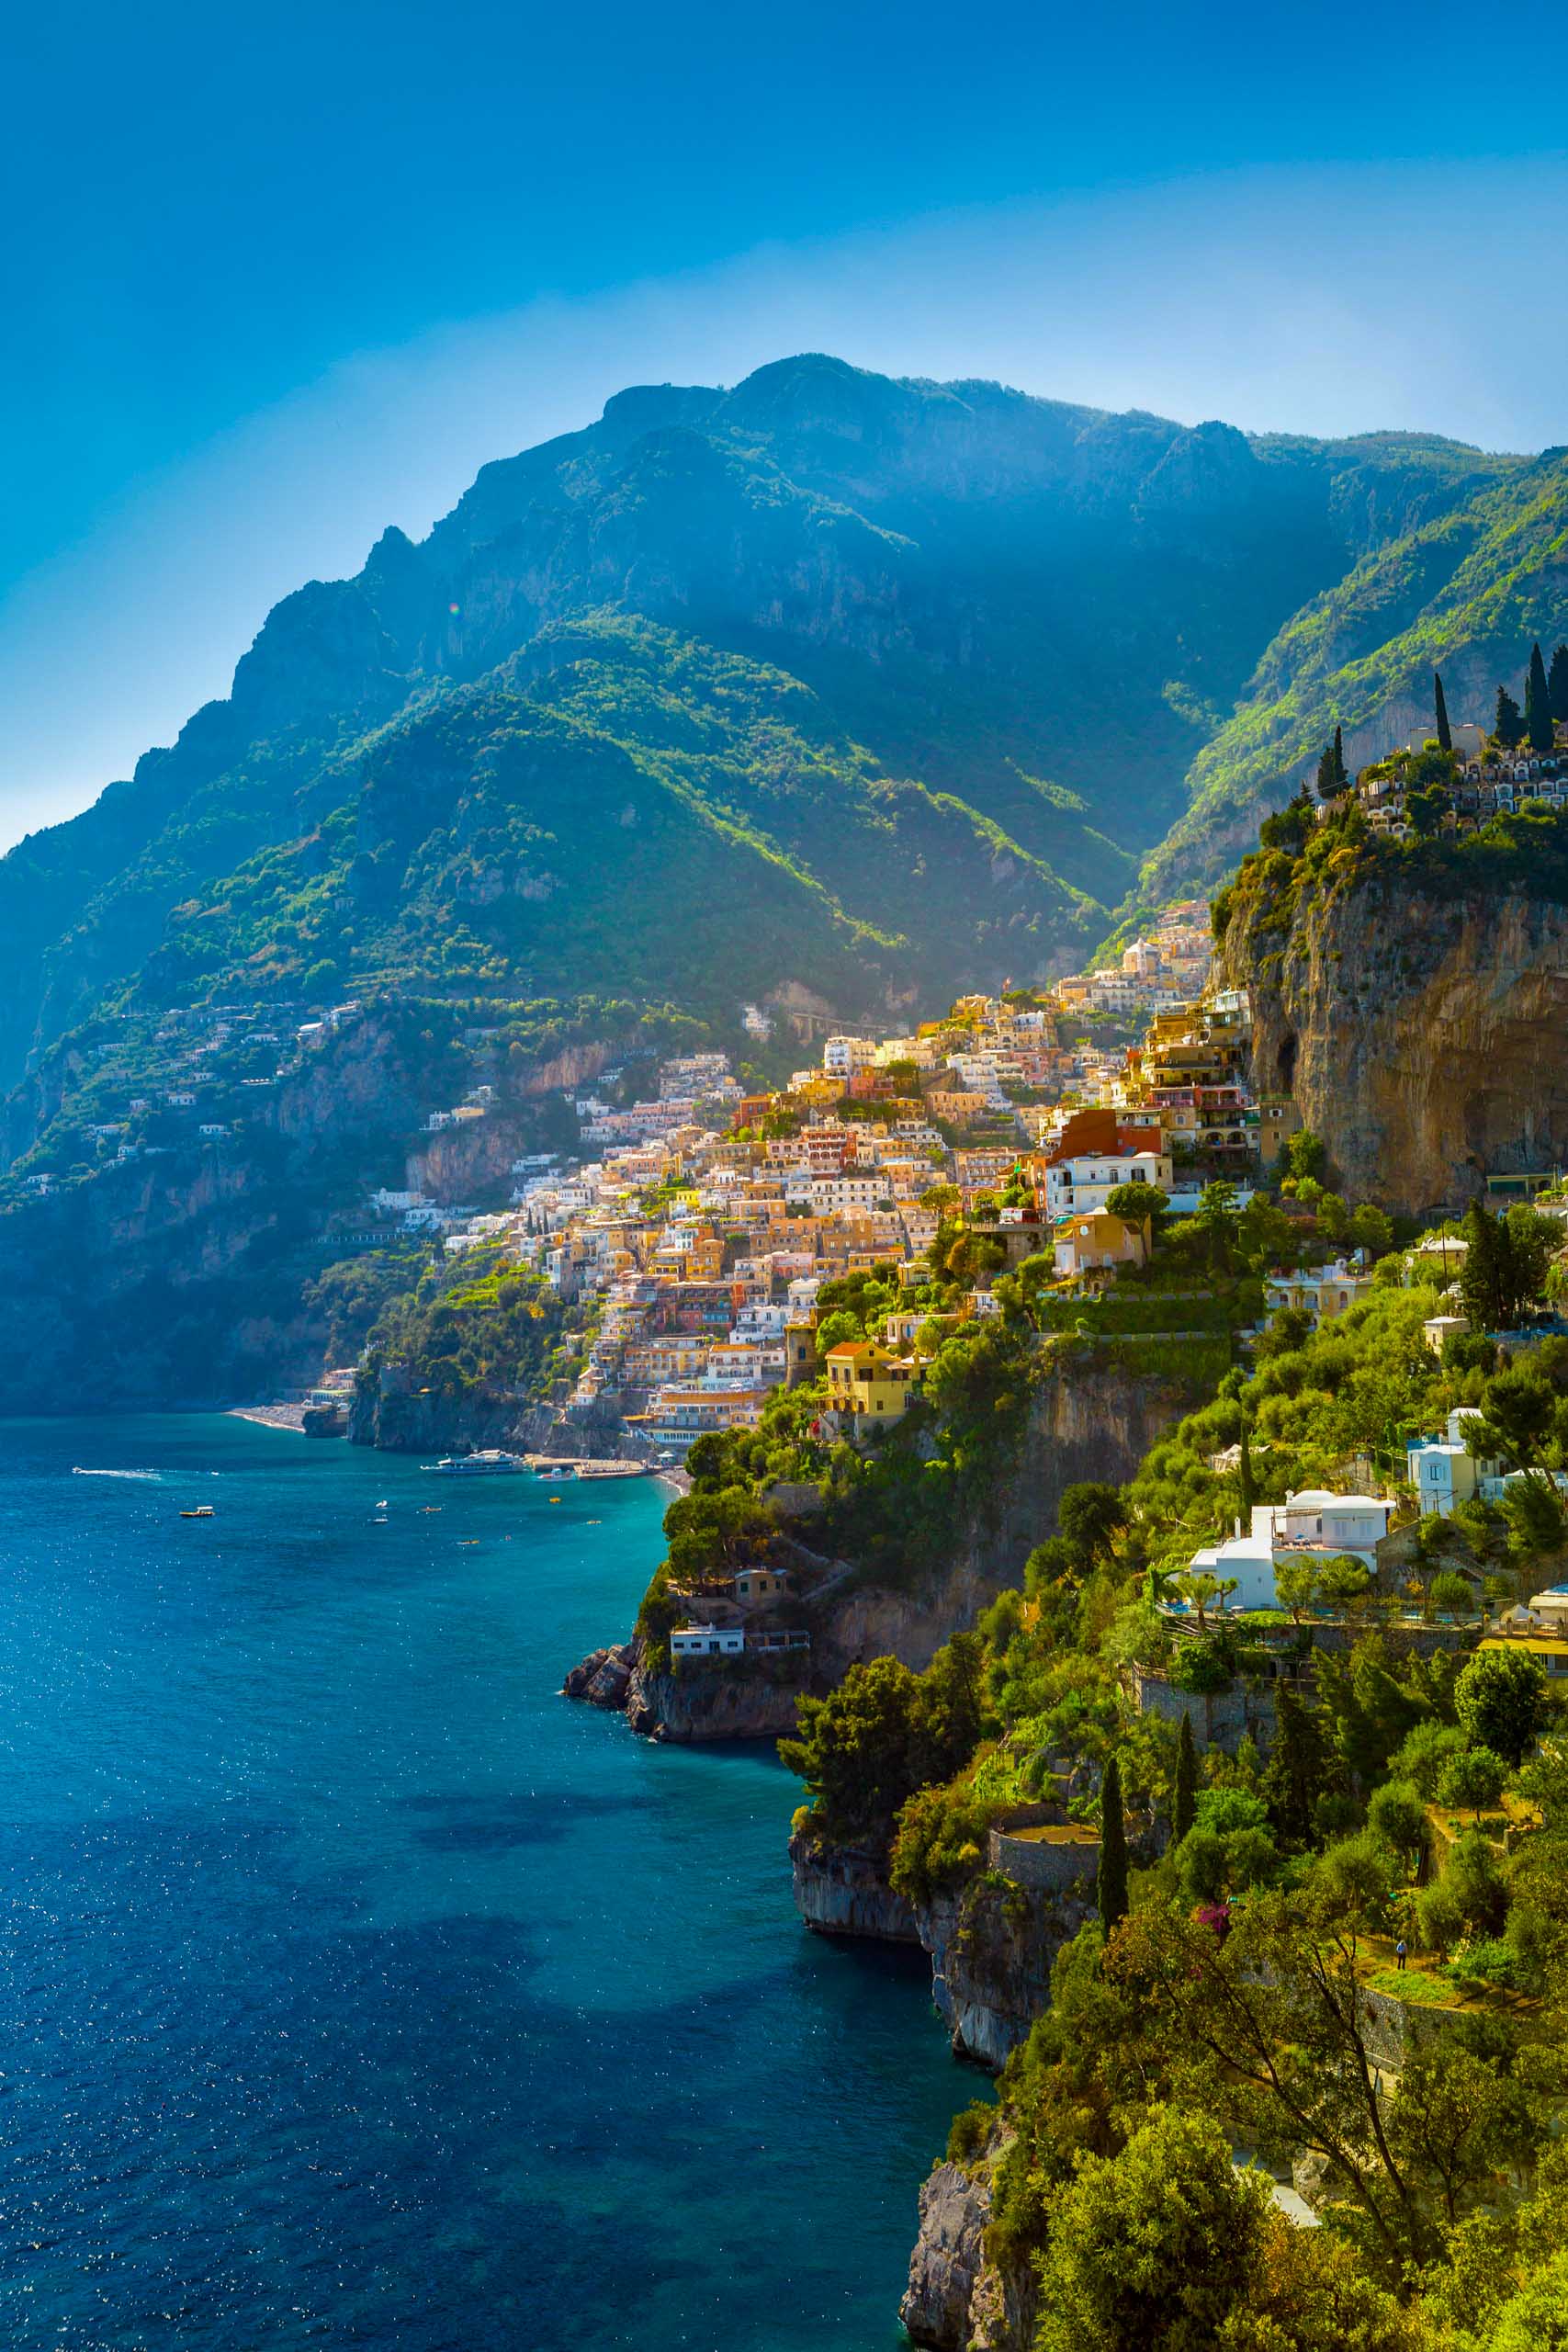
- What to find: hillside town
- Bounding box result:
[342,903,1262,1460]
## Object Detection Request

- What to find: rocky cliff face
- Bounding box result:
[792,1832,1089,2066]
[925,1879,1093,2068]
[624,1658,808,1743]
[583,1349,1199,1743]
[1224,863,1568,1213]
[789,1832,921,1943]
[901,2129,1038,2352]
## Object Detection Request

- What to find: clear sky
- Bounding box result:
[5,0,1568,846]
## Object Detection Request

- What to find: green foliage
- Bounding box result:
[1173,1712,1198,1843]
[1366,1777,1428,1859]
[1096,1754,1128,1933]
[362,1244,575,1401]
[1033,2105,1271,2352]
[1458,1204,1555,1332]
[1454,1647,1547,1768]
[782,1634,984,1849]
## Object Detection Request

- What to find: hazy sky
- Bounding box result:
[6,0,1568,846]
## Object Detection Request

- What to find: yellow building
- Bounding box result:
[825,1341,919,1430]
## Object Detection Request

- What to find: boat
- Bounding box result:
[573,1459,649,1480]
[421,1450,528,1476]
[535,1464,573,1481]
[179,1506,215,1519]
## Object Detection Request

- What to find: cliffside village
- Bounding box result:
[349,904,1243,1457]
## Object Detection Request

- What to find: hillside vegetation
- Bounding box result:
[0,356,1538,1100]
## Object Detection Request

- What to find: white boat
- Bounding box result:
[422,1450,528,1476]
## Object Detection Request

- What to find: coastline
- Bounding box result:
[226,1403,309,1433]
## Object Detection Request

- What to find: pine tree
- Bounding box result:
[1433,670,1452,752]
[1173,1713,1198,1846]
[1097,1752,1128,1934]
[1332,724,1348,786]
[1526,642,1553,753]
[1495,684,1524,750]
[1550,642,1568,725]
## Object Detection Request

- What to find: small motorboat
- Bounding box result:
[179,1506,215,1520]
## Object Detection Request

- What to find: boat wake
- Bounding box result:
[72,1466,162,1481]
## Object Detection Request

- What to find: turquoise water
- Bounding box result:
[0,1416,964,2349]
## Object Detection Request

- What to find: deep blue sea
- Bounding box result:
[0,1416,966,2350]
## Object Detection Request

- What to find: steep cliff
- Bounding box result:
[790,1831,921,1942]
[1221,820,1568,1213]
[791,1830,1091,2065]
[902,2133,1038,2352]
[0,1002,598,1412]
[592,1347,1202,1744]
[924,1879,1094,2068]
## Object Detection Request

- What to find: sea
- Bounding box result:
[0,1415,969,2349]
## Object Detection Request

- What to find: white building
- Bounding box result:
[822,1035,878,1080]
[1407,1408,1500,1517]
[671,1625,747,1659]
[1184,1492,1395,1611]
[1043,1146,1173,1219]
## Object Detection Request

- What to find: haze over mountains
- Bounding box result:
[4,351,1567,1091]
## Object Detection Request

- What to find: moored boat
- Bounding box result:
[421,1450,527,1476]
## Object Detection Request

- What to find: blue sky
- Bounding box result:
[5,0,1568,842]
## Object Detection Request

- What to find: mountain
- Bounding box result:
[3,352,1565,1408]
[0,356,1529,1094]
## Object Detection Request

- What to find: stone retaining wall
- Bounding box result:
[987,1826,1100,1891]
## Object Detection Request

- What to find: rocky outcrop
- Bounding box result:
[789,1831,920,1942]
[624,1657,807,1742]
[901,2158,993,2348]
[1224,863,1568,1214]
[901,2131,1039,2352]
[925,1879,1093,2067]
[791,1832,1085,2065]
[562,1644,636,1709]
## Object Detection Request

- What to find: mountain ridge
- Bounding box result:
[2,352,1535,1100]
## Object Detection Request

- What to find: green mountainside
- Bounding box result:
[1141,445,1568,900]
[4,355,1567,1407]
[0,356,1534,1096]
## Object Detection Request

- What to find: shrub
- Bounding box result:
[1170,1638,1235,1694]
[945,2099,998,2167]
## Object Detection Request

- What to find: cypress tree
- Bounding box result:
[1495,684,1524,750]
[1314,741,1339,801]
[1173,1713,1198,1846]
[1526,642,1553,753]
[1550,642,1568,724]
[1433,670,1452,752]
[1237,1413,1256,1519]
[1259,1685,1329,1848]
[1097,1753,1128,1935]
[1332,724,1348,786]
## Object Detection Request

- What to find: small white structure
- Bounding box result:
[671,1625,746,1659]
[1407,1408,1499,1516]
[1184,1492,1395,1611]
[1422,1313,1471,1357]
